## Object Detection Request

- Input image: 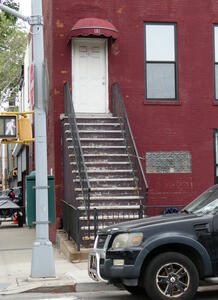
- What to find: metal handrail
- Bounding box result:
[64,81,91,215]
[112,82,148,207]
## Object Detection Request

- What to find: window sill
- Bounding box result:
[213,101,218,106]
[144,100,181,106]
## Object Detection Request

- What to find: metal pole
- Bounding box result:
[0,1,55,278]
[0,3,29,22]
[30,0,55,278]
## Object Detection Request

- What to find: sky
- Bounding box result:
[16,0,31,31]
[17,0,31,16]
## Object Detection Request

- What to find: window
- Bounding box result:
[145,23,177,100]
[214,26,218,100]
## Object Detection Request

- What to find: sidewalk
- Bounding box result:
[2,223,218,296]
[0,223,109,295]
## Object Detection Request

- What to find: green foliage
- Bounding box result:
[1,0,19,23]
[0,1,27,107]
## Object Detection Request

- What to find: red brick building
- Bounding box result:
[41,0,218,241]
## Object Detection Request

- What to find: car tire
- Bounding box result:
[123,284,145,295]
[144,252,199,300]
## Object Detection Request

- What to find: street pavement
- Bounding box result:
[0,222,106,295]
[1,289,218,300]
[1,222,218,299]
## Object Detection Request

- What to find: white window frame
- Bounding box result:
[145,23,178,101]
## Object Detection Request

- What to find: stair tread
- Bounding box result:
[77,195,143,200]
[79,130,122,133]
[83,153,128,157]
[67,138,124,141]
[74,178,135,182]
[80,214,140,220]
[75,187,138,191]
[80,138,124,141]
[69,145,126,148]
[72,169,133,173]
[78,205,141,210]
[77,123,120,126]
[71,161,130,165]
[76,115,117,119]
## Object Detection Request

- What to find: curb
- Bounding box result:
[0,280,120,295]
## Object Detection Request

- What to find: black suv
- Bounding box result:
[89,184,218,300]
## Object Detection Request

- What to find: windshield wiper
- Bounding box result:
[181,209,193,214]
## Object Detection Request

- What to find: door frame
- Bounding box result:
[71,37,109,114]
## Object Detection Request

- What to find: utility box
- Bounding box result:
[25,171,55,226]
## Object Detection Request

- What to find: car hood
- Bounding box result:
[99,213,201,234]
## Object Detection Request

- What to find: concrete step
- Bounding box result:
[74,177,135,182]
[77,122,120,126]
[68,137,125,146]
[78,130,122,133]
[72,169,134,178]
[76,116,119,122]
[73,177,136,188]
[77,195,143,201]
[70,153,129,162]
[56,230,91,262]
[78,205,141,210]
[71,161,131,170]
[69,146,128,155]
[69,145,127,149]
[71,161,130,166]
[70,152,128,157]
[75,187,138,192]
[78,130,123,139]
[67,138,124,142]
[73,168,132,173]
[80,213,140,220]
[77,123,121,131]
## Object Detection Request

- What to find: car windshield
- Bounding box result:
[182,185,218,214]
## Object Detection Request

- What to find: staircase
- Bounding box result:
[63,114,144,243]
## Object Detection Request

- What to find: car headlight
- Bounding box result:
[111,232,143,249]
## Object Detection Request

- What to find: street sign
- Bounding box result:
[0,115,17,138]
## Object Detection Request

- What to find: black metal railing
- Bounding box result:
[62,201,81,251]
[92,205,145,239]
[112,82,148,207]
[64,81,91,215]
[92,204,184,239]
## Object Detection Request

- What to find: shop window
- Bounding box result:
[145,23,178,100]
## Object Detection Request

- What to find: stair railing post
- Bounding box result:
[139,204,144,219]
[94,208,98,239]
[76,209,80,251]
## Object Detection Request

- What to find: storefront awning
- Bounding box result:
[68,18,118,40]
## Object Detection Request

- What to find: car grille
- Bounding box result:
[96,234,108,249]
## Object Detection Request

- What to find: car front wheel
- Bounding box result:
[144,252,199,300]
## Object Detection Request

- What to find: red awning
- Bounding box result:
[68,18,118,40]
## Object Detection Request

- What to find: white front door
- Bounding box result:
[72,38,108,113]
